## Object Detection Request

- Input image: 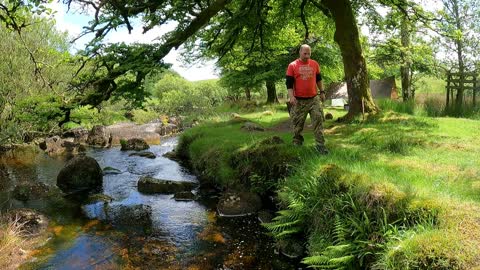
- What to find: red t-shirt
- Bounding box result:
[286,59,320,98]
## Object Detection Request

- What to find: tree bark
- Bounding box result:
[245,87,251,101]
[266,80,278,104]
[400,14,411,101]
[452,0,465,109]
[322,0,378,120]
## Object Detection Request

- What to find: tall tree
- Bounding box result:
[63,0,378,118]
[367,1,438,100]
[317,0,378,118]
[183,0,343,104]
[0,16,74,143]
[5,0,417,119]
[436,0,480,108]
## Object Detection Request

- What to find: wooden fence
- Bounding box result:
[446,72,478,107]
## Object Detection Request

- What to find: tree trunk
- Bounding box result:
[322,0,378,120]
[245,87,251,101]
[400,14,412,101]
[452,0,465,109]
[265,80,278,104]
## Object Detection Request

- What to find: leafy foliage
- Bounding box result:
[263,162,440,269]
[148,72,228,115]
[0,16,73,143]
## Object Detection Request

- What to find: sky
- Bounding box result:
[49,3,219,81]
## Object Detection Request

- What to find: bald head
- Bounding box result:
[299,44,311,62]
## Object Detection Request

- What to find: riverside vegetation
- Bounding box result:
[176,101,480,269]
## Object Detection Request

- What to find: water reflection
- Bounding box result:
[1,137,291,269]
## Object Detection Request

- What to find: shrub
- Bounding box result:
[149,74,227,115]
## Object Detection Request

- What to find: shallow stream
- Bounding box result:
[0,137,294,269]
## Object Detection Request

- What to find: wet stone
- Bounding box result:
[120,138,150,151]
[103,166,122,175]
[56,155,103,194]
[173,191,196,201]
[137,176,197,194]
[257,210,274,224]
[129,151,156,159]
[276,238,305,259]
[217,192,262,217]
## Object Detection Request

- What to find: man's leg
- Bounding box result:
[291,100,308,145]
[310,96,328,153]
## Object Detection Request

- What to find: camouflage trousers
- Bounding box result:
[291,95,325,146]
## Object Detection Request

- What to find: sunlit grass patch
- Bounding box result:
[178,105,480,269]
[377,98,416,115]
[379,200,480,269]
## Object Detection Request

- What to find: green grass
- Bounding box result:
[178,105,480,269]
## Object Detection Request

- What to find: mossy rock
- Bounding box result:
[137,176,197,194]
[276,238,304,259]
[232,138,299,194]
[129,151,156,159]
[162,150,179,161]
[86,193,113,204]
[120,138,149,151]
[314,164,350,195]
[173,191,196,201]
[12,182,51,201]
[56,155,103,194]
[217,191,262,217]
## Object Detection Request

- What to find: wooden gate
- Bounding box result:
[446,72,478,107]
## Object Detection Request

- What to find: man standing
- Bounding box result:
[286,44,328,154]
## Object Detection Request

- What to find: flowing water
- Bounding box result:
[0,137,295,269]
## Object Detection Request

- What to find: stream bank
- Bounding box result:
[0,137,296,269]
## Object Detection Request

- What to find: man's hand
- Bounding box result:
[289,95,297,106]
[319,92,326,102]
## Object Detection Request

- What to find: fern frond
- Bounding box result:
[262,219,302,233]
[324,244,353,257]
[329,255,355,265]
[302,255,331,266]
[272,209,302,222]
[275,228,302,238]
[333,215,347,244]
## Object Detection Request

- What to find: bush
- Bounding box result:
[149,73,228,115]
[70,104,128,129]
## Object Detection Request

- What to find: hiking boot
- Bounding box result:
[315,144,329,155]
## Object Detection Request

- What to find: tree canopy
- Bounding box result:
[1,0,479,121]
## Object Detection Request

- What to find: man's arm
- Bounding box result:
[286,75,297,105]
[316,73,325,102]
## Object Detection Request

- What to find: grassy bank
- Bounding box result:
[177,105,480,269]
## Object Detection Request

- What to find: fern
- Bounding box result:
[263,208,305,238]
[333,215,348,244]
